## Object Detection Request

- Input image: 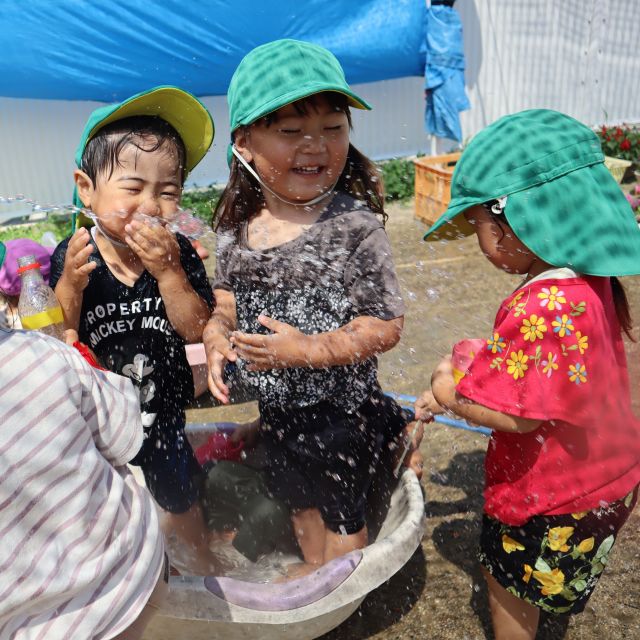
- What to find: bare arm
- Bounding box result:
[157,269,211,342]
[430,356,541,434]
[124,220,211,342]
[231,314,404,370]
[202,288,237,403]
[54,228,97,331]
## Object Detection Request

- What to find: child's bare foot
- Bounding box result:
[274,561,321,582]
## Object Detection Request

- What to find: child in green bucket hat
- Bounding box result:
[203,38,413,576]
[417,109,640,636]
[48,86,223,574]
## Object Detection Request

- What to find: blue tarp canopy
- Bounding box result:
[1,0,427,101]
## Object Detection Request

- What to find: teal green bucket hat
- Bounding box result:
[73,85,214,217]
[424,109,640,277]
[0,241,6,271]
[227,39,371,134]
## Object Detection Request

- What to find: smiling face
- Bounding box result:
[75,136,182,241]
[234,93,350,205]
[464,205,545,276]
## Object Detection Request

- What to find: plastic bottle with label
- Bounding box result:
[17,254,65,340]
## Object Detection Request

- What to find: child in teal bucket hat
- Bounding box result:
[417,109,640,636]
[203,39,414,576]
[49,86,223,574]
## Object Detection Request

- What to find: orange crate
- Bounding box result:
[414,152,461,227]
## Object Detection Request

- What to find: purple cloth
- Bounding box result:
[0,239,54,296]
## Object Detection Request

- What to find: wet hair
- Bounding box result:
[213,92,386,237]
[80,115,187,187]
[611,277,635,340]
[483,201,635,340]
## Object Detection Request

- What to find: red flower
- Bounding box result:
[620,138,631,151]
[615,127,623,138]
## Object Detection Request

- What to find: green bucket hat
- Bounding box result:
[424,109,640,277]
[227,39,371,134]
[73,85,214,213]
[0,241,6,271]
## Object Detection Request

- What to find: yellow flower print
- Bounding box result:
[537,285,567,311]
[502,534,525,554]
[547,526,575,551]
[520,314,547,342]
[576,331,589,355]
[508,290,525,309]
[541,352,558,377]
[551,314,575,338]
[577,537,595,553]
[523,564,533,584]
[571,511,589,520]
[487,332,506,354]
[568,362,587,385]
[533,567,566,595]
[506,350,528,380]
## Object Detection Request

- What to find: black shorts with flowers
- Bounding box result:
[478,486,638,615]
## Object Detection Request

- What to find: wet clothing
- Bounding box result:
[479,486,638,614]
[261,389,408,533]
[214,193,405,531]
[457,269,640,525]
[50,233,214,512]
[0,331,164,639]
[214,192,405,412]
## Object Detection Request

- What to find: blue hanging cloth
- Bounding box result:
[424,1,470,142]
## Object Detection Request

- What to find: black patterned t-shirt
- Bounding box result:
[50,233,214,432]
[214,193,404,412]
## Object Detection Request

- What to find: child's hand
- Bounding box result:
[414,389,444,422]
[203,321,237,404]
[430,355,457,408]
[124,218,180,281]
[230,315,309,370]
[62,228,96,290]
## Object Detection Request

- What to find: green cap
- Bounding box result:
[424,109,640,277]
[0,241,5,271]
[227,39,371,133]
[73,85,214,213]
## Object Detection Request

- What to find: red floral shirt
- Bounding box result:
[457,273,640,525]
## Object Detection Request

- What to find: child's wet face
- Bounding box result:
[86,138,182,240]
[464,206,536,275]
[236,95,350,204]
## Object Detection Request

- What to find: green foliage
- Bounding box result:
[596,124,640,164]
[181,186,222,223]
[377,157,416,202]
[0,216,71,244]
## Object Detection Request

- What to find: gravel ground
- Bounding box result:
[155,201,640,639]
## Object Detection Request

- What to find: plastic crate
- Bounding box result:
[604,156,632,184]
[414,152,461,227]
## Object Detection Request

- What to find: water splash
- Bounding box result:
[0,193,214,242]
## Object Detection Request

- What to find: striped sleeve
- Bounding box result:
[61,347,143,467]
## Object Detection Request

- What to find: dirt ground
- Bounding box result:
[181,201,640,640]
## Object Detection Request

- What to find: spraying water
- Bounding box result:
[0,193,215,244]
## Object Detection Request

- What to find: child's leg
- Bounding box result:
[324,525,368,563]
[291,507,327,566]
[481,566,539,640]
[161,502,225,575]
